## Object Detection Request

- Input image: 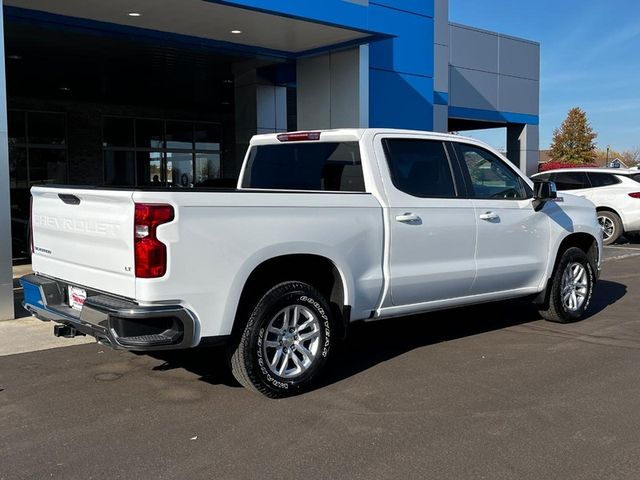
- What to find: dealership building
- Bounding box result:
[0,0,540,319]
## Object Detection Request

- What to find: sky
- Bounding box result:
[449,0,640,153]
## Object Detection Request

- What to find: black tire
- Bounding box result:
[539,247,594,323]
[597,210,623,245]
[229,281,333,398]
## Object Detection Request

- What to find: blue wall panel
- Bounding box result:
[368,5,434,77]
[367,2,435,131]
[434,91,449,105]
[370,0,434,17]
[369,69,433,130]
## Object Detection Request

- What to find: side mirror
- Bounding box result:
[533,180,557,201]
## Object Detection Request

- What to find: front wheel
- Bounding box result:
[539,247,594,323]
[229,281,333,398]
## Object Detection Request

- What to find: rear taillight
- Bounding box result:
[629,192,640,199]
[134,203,174,278]
[29,195,34,254]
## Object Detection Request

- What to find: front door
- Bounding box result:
[453,142,549,295]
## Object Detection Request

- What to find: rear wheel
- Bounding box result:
[229,281,333,398]
[597,210,622,245]
[539,247,594,323]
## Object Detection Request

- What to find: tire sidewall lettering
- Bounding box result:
[298,295,331,357]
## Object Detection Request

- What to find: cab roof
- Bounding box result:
[249,128,483,146]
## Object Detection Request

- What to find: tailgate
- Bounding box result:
[31,186,136,298]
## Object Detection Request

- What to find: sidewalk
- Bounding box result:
[2,263,92,356]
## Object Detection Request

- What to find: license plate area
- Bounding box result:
[68,285,87,311]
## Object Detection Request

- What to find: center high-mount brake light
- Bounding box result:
[134,203,174,278]
[277,132,321,142]
[628,192,640,199]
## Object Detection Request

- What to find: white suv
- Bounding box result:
[532,168,640,245]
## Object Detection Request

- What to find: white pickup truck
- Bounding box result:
[22,129,602,397]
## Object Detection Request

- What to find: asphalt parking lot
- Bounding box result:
[2,244,640,480]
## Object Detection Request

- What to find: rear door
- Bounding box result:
[452,142,549,294]
[375,135,477,306]
[31,186,136,298]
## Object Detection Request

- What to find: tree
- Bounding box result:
[621,147,640,166]
[550,107,598,164]
[594,146,640,167]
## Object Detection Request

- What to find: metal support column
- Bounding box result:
[507,123,540,176]
[0,0,15,320]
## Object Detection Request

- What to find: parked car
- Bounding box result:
[532,168,640,245]
[22,129,602,397]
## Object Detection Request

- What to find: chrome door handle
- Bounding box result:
[479,211,499,221]
[395,212,420,223]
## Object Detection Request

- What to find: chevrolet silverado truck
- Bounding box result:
[21,129,602,398]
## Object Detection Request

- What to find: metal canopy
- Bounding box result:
[5,0,374,56]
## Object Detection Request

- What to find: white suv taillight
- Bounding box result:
[134,203,174,278]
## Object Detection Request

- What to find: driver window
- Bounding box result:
[458,144,527,200]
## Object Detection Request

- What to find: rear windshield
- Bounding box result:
[241,142,365,192]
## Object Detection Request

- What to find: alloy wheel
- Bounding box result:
[262,305,321,379]
[560,262,588,312]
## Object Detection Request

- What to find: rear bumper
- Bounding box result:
[20,274,198,351]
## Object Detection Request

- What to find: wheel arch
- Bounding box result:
[534,232,599,306]
[230,254,351,340]
[556,233,600,274]
[595,205,622,218]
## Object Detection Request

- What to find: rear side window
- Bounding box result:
[588,172,620,187]
[382,139,456,198]
[242,142,364,192]
[550,172,590,190]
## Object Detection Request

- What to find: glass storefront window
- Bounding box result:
[9,147,27,188]
[166,121,193,150]
[28,112,66,145]
[166,152,193,187]
[103,117,134,147]
[8,110,68,259]
[103,116,222,187]
[195,123,221,150]
[136,119,164,149]
[29,149,67,185]
[136,151,163,186]
[104,151,135,186]
[195,153,221,186]
[8,111,26,145]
